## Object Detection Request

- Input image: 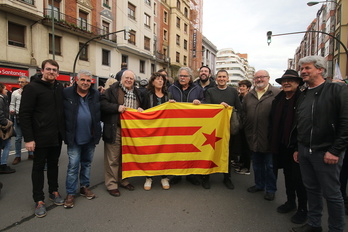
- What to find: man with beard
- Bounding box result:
[243,70,281,201]
[194,66,216,96]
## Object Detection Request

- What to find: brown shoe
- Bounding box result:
[80,187,96,200]
[108,189,120,197]
[12,157,21,165]
[120,183,135,191]
[64,195,75,208]
[28,155,34,160]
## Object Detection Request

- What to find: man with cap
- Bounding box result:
[270,70,307,224]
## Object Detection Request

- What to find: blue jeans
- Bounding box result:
[66,143,95,195]
[298,144,345,231]
[251,152,277,193]
[0,138,11,165]
[14,118,33,157]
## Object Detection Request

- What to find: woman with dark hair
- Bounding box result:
[142,72,170,190]
[0,83,15,174]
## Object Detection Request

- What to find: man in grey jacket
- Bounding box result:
[242,70,280,201]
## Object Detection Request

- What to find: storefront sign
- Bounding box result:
[0,67,29,77]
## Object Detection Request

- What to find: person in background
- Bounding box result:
[115,62,128,82]
[142,72,170,191]
[270,70,307,225]
[100,70,143,197]
[63,70,102,208]
[20,59,65,218]
[0,83,16,174]
[10,75,34,165]
[291,56,348,232]
[234,79,252,175]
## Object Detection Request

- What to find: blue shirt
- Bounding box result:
[75,95,92,145]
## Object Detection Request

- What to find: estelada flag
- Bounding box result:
[120,102,232,178]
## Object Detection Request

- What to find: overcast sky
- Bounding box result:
[202,0,322,84]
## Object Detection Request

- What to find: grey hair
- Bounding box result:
[299,56,327,77]
[77,70,92,79]
[18,75,29,82]
[177,67,193,83]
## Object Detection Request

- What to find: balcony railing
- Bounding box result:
[17,0,34,5]
[43,9,116,43]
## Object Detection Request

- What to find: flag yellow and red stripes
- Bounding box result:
[120,102,232,178]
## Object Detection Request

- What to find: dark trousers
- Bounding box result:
[274,145,307,210]
[340,149,348,198]
[298,143,345,231]
[32,145,62,202]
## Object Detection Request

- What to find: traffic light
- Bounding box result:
[267,31,272,46]
[124,27,130,40]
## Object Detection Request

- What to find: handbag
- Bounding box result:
[230,108,241,135]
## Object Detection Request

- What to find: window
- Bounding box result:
[103,0,110,8]
[163,29,167,40]
[176,52,180,63]
[144,36,150,51]
[154,2,157,15]
[140,60,145,73]
[122,55,128,64]
[128,30,136,45]
[8,22,25,47]
[22,0,34,5]
[144,13,151,28]
[176,34,180,45]
[177,0,181,10]
[153,23,157,35]
[184,7,188,18]
[79,43,88,61]
[184,23,188,33]
[176,17,180,28]
[163,48,167,57]
[102,49,110,66]
[164,11,168,23]
[49,34,61,55]
[184,39,187,50]
[145,0,151,6]
[48,1,60,20]
[128,3,136,20]
[102,21,109,34]
[184,55,187,65]
[79,10,88,30]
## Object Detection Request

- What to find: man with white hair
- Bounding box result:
[291,56,348,232]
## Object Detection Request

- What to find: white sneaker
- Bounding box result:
[144,178,152,190]
[161,178,170,190]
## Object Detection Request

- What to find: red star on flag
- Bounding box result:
[202,129,222,149]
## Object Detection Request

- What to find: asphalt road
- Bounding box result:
[0,142,330,232]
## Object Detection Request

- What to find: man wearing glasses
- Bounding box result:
[20,59,65,217]
[242,70,280,201]
[10,76,33,164]
[63,70,101,208]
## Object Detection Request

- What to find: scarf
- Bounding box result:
[120,83,137,109]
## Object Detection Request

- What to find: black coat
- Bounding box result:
[19,79,65,148]
[63,84,101,146]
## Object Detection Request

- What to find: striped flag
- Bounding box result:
[120,102,232,178]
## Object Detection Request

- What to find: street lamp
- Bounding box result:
[72,27,130,80]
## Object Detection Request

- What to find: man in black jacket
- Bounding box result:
[291,56,348,232]
[20,59,65,218]
[63,70,101,208]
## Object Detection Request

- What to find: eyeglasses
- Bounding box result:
[79,78,92,83]
[179,75,190,78]
[45,68,58,72]
[18,81,26,83]
[124,76,135,81]
[254,75,268,80]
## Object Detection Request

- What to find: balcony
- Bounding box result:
[43,9,116,43]
[0,0,43,20]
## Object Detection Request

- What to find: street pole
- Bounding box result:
[51,0,55,60]
[72,29,129,80]
[267,30,348,60]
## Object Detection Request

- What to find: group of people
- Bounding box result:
[0,55,347,232]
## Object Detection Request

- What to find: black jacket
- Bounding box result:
[168,81,204,103]
[100,82,142,143]
[63,84,102,146]
[0,94,10,126]
[19,79,65,148]
[296,81,348,156]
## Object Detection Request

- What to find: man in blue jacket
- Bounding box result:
[63,70,101,208]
